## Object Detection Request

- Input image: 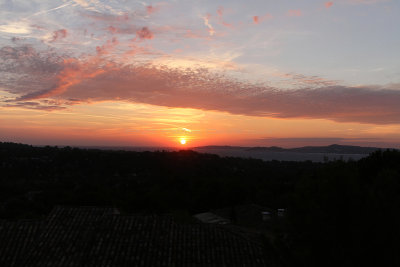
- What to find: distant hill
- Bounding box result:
[196,144,389,155]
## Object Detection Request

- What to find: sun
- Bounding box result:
[180,138,186,145]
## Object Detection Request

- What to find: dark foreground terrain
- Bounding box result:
[1,142,399,266]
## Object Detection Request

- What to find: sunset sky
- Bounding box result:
[1,0,399,148]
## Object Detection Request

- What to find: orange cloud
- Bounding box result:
[253,13,272,24]
[287,10,302,17]
[253,16,259,24]
[325,2,334,8]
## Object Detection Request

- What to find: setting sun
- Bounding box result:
[180,138,186,145]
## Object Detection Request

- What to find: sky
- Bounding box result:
[0,0,400,148]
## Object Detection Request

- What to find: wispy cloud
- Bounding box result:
[29,1,74,17]
[325,2,334,8]
[216,6,233,28]
[202,14,215,36]
[287,10,302,17]
[0,21,33,34]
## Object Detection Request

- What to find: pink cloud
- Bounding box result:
[50,29,67,42]
[146,3,165,15]
[84,12,129,22]
[3,46,400,125]
[59,64,400,124]
[184,29,210,39]
[136,27,154,40]
[18,57,107,100]
[253,13,272,24]
[106,25,139,35]
[96,37,119,55]
[216,6,233,28]
[287,10,302,17]
[325,1,334,8]
[217,6,224,17]
[146,5,158,14]
[107,26,117,34]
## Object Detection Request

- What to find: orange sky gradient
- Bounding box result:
[1,101,400,148]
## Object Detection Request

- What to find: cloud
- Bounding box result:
[30,1,73,16]
[72,0,121,14]
[146,4,161,15]
[287,10,302,17]
[107,26,118,34]
[325,1,334,8]
[73,0,89,8]
[2,45,400,125]
[11,37,23,43]
[183,29,211,39]
[96,37,119,54]
[2,100,68,111]
[253,13,273,24]
[216,6,233,28]
[0,21,33,34]
[202,14,215,36]
[60,65,400,124]
[253,16,260,24]
[135,27,154,40]
[50,29,68,42]
[107,25,138,35]
[84,11,130,22]
[0,45,63,97]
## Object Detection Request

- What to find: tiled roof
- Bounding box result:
[0,220,43,267]
[22,206,116,267]
[1,207,269,266]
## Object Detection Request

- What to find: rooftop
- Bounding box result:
[0,206,269,266]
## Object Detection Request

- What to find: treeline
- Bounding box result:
[1,142,399,266]
[0,142,315,217]
[286,150,400,266]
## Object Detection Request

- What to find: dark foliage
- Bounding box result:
[0,142,311,217]
[1,142,399,266]
[287,150,400,267]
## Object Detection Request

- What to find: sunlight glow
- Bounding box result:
[180,138,186,145]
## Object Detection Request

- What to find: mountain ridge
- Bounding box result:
[195,144,392,154]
